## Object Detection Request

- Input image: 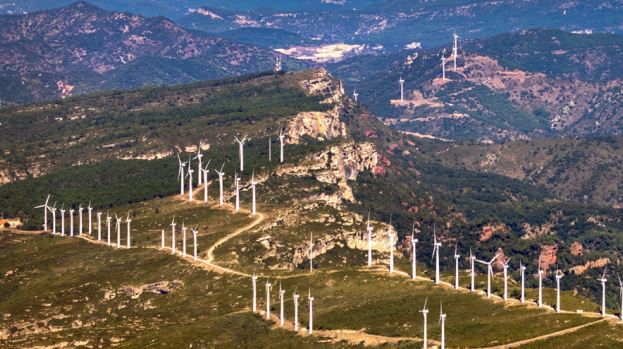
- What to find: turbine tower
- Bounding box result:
[476,253,500,298]
[170,216,177,254]
[420,298,429,349]
[439,302,446,349]
[441,49,447,81]
[279,127,285,163]
[503,257,511,300]
[279,282,285,327]
[432,228,442,284]
[538,260,544,308]
[399,77,405,103]
[161,228,165,249]
[235,135,248,172]
[202,160,211,203]
[265,280,272,320]
[187,156,194,202]
[51,203,57,235]
[454,246,460,289]
[268,137,272,162]
[234,172,241,212]
[69,207,74,237]
[87,202,93,235]
[59,204,65,236]
[182,222,187,257]
[96,211,102,241]
[452,32,459,71]
[194,142,203,185]
[115,215,121,248]
[599,268,607,317]
[251,170,257,216]
[618,275,623,322]
[469,247,476,292]
[293,291,300,332]
[555,268,564,313]
[35,194,51,231]
[309,233,314,273]
[177,153,187,196]
[192,228,198,261]
[106,212,111,245]
[125,213,131,249]
[353,89,358,102]
[252,274,258,313]
[411,229,418,280]
[367,212,373,267]
[78,204,83,235]
[520,262,526,304]
[216,163,225,206]
[388,222,395,273]
[308,289,314,334]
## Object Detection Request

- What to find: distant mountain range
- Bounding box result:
[0,1,308,105]
[331,29,623,141]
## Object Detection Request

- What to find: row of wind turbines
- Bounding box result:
[35,195,133,248]
[359,215,623,321]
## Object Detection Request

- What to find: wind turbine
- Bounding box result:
[599,268,607,317]
[192,227,198,261]
[454,246,460,289]
[353,89,358,102]
[420,298,429,349]
[69,207,74,236]
[34,194,50,231]
[97,211,102,241]
[265,279,272,320]
[51,202,57,235]
[469,247,476,292]
[308,289,314,334]
[78,204,83,235]
[87,202,92,235]
[432,228,442,284]
[268,137,272,162]
[309,233,314,273]
[234,172,241,212]
[476,253,500,298]
[618,275,623,322]
[115,214,122,248]
[187,155,194,202]
[202,160,211,203]
[439,302,446,349]
[367,211,373,267]
[279,127,285,163]
[216,163,225,206]
[293,291,300,332]
[537,259,544,308]
[125,213,131,249]
[279,282,285,327]
[503,257,511,300]
[194,142,203,185]
[399,77,405,103]
[441,49,447,81]
[234,135,247,172]
[252,274,258,313]
[177,152,187,196]
[161,228,165,250]
[182,221,187,257]
[388,220,395,273]
[59,204,65,236]
[520,262,526,303]
[170,216,177,254]
[555,268,564,313]
[452,33,459,71]
[411,225,418,280]
[251,170,257,216]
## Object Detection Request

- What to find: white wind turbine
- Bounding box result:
[308,289,314,335]
[520,262,526,304]
[234,172,241,212]
[388,220,395,273]
[202,160,211,203]
[432,228,442,284]
[279,127,285,163]
[618,275,623,322]
[97,211,102,241]
[293,291,300,332]
[125,213,131,249]
[251,170,257,216]
[555,268,564,313]
[411,227,419,280]
[279,282,285,327]
[115,214,122,248]
[187,155,194,202]
[454,246,460,289]
[182,221,187,257]
[353,89,358,102]
[235,135,248,172]
[59,204,66,236]
[78,204,83,235]
[194,142,204,185]
[252,274,258,313]
[452,32,459,71]
[177,152,187,196]
[599,268,607,317]
[51,202,57,235]
[420,298,429,349]
[268,136,272,162]
[367,211,373,267]
[170,216,177,254]
[502,257,511,301]
[87,202,93,235]
[537,259,544,308]
[34,194,51,231]
[69,207,75,236]
[399,77,405,103]
[216,163,225,206]
[265,279,272,320]
[161,228,165,249]
[476,253,500,298]
[441,49,447,81]
[439,302,446,349]
[309,233,314,273]
[192,227,198,261]
[469,248,476,292]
